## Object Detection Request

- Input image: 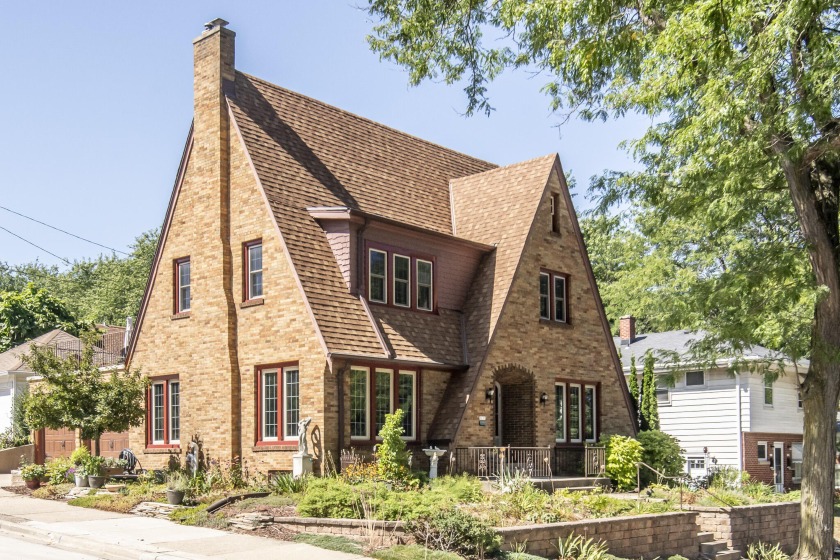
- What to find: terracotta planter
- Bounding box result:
[88,475,106,488]
[104,467,122,477]
[24,478,40,490]
[75,474,89,487]
[166,489,185,505]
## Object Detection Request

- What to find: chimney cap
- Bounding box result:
[204,18,229,31]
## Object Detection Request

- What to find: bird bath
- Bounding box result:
[423,447,447,479]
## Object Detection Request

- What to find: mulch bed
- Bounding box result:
[1,486,32,496]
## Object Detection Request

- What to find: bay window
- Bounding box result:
[350,365,418,440]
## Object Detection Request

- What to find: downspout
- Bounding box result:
[735,371,743,473]
[355,216,369,296]
[336,360,349,470]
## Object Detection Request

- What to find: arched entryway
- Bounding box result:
[492,365,536,448]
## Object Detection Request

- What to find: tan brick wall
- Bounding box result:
[456,170,635,448]
[692,502,800,554]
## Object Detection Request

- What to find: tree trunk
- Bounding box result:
[798,300,840,560]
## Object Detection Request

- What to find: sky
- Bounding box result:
[0,1,648,268]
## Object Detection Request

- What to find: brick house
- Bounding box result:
[126,19,636,475]
[616,316,806,490]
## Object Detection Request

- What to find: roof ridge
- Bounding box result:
[450,153,557,184]
[236,71,497,171]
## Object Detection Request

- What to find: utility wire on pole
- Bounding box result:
[0,205,129,256]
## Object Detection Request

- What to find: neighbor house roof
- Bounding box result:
[227,72,497,364]
[0,329,79,372]
[613,329,786,371]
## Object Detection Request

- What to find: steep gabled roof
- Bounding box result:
[227,72,496,362]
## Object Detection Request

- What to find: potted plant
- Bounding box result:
[103,457,127,477]
[20,463,46,490]
[86,456,106,488]
[72,463,89,487]
[166,471,190,505]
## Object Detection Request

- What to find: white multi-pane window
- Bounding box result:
[369,250,387,303]
[177,259,191,313]
[152,383,165,444]
[555,383,566,442]
[350,367,369,439]
[554,276,567,322]
[262,370,278,441]
[247,242,263,300]
[375,369,392,435]
[398,371,416,439]
[764,379,774,406]
[416,260,433,311]
[539,273,550,319]
[393,255,411,307]
[169,382,180,443]
[284,367,299,440]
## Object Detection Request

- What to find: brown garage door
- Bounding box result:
[98,431,129,458]
[44,428,77,459]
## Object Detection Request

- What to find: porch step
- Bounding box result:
[699,538,741,560]
[700,541,728,555]
[560,486,601,492]
[697,532,716,544]
[713,550,742,560]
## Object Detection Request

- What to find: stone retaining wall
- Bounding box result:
[495,512,701,559]
[272,516,411,548]
[0,444,33,473]
[690,502,800,554]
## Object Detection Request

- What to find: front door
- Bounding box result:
[493,382,502,446]
[773,443,785,492]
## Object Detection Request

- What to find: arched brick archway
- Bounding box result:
[492,365,536,447]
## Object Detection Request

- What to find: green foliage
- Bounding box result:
[601,435,642,491]
[0,426,29,449]
[556,534,610,560]
[292,534,365,555]
[20,462,46,481]
[0,284,85,352]
[84,455,105,477]
[376,409,412,485]
[372,544,463,560]
[32,482,73,500]
[269,472,310,495]
[627,356,639,425]
[70,446,91,466]
[167,470,191,493]
[637,430,683,487]
[407,508,501,559]
[746,542,790,560]
[23,336,148,441]
[296,478,361,518]
[45,457,74,485]
[639,352,659,431]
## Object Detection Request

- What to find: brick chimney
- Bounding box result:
[619,315,636,345]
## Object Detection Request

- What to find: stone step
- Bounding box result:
[714,550,741,560]
[562,486,601,492]
[697,532,716,543]
[701,541,729,555]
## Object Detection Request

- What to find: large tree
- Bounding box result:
[23,333,147,455]
[0,284,85,352]
[367,1,840,556]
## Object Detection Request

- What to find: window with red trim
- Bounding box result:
[147,377,180,447]
[366,244,435,312]
[174,258,191,313]
[349,365,418,441]
[539,269,568,323]
[243,240,263,301]
[256,364,300,444]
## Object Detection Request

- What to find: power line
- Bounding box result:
[0,225,72,265]
[0,205,130,256]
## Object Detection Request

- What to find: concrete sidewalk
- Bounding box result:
[0,484,366,559]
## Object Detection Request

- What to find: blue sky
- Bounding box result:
[0,2,647,267]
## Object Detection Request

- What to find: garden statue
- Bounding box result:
[297,417,312,455]
[293,417,313,479]
[423,446,447,479]
[185,441,199,478]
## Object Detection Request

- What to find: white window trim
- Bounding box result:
[684,370,705,387]
[368,249,387,304]
[392,254,411,308]
[247,243,263,300]
[687,456,706,471]
[262,369,279,442]
[764,379,774,407]
[398,370,417,440]
[282,366,300,441]
[553,275,567,323]
[555,382,566,443]
[416,259,434,311]
[168,381,180,444]
[350,367,370,440]
[374,368,394,438]
[177,260,191,313]
[151,382,166,445]
[569,383,582,443]
[757,441,769,464]
[584,385,597,443]
[539,272,551,320]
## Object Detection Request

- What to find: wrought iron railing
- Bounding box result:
[453,446,553,478]
[552,447,584,476]
[585,446,606,477]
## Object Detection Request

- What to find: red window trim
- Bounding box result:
[349,362,421,443]
[242,239,263,303]
[553,377,599,445]
[255,362,299,447]
[173,257,190,314]
[550,192,561,234]
[540,268,570,325]
[146,375,180,449]
[365,241,437,313]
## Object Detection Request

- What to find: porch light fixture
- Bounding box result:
[540,392,548,406]
[485,387,495,403]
